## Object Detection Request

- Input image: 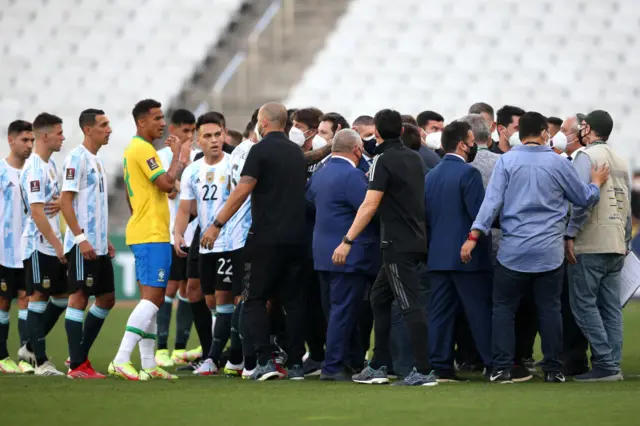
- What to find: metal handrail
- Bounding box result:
[212,52,247,110]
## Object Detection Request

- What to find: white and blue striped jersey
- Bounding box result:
[180,155,231,254]
[157,146,199,246]
[222,140,254,250]
[20,154,62,259]
[0,160,27,268]
[61,145,109,256]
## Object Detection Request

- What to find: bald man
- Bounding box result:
[202,102,308,381]
[306,130,381,380]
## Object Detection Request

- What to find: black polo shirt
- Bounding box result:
[241,131,307,246]
[369,138,427,255]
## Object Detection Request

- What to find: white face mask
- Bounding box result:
[508,131,522,147]
[254,123,262,141]
[312,134,327,150]
[288,127,306,146]
[551,131,568,152]
[425,131,442,150]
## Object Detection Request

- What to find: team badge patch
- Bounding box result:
[30,180,40,192]
[66,168,75,180]
[157,268,166,282]
[97,163,102,173]
[206,172,214,184]
[219,175,226,184]
[0,280,7,292]
[146,157,159,171]
[86,275,94,287]
[42,278,51,289]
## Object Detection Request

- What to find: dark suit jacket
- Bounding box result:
[425,155,492,271]
[306,157,380,274]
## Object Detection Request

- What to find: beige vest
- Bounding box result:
[574,143,629,255]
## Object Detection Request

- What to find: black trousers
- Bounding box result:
[560,262,589,374]
[242,244,306,367]
[303,259,326,362]
[514,288,538,365]
[369,251,431,374]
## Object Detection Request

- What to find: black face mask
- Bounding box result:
[577,127,587,146]
[364,139,377,156]
[465,142,478,163]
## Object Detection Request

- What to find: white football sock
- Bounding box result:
[140,314,158,370]
[114,299,159,364]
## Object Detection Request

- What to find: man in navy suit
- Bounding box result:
[424,121,493,381]
[306,129,381,380]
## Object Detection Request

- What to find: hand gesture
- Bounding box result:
[167,135,182,156]
[174,234,188,258]
[332,242,352,266]
[45,195,62,217]
[179,139,192,163]
[200,225,220,250]
[79,240,97,260]
[591,162,610,187]
[460,240,477,263]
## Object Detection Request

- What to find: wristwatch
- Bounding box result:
[213,219,224,229]
[342,236,353,245]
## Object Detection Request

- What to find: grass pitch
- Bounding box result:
[2,303,639,426]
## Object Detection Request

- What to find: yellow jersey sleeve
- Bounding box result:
[131,138,166,182]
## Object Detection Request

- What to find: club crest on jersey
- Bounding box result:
[146,157,159,171]
[157,268,166,282]
[97,163,102,173]
[0,280,6,292]
[30,180,40,192]
[86,275,94,287]
[66,168,75,180]
[206,172,214,184]
[219,175,225,184]
[42,277,51,289]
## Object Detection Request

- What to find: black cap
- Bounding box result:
[583,110,613,140]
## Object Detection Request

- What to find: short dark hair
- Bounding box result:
[171,109,196,126]
[291,107,323,130]
[401,124,422,150]
[243,121,253,138]
[518,111,549,140]
[227,129,243,145]
[196,111,225,130]
[353,115,374,126]
[132,99,161,122]
[79,109,105,131]
[468,102,495,119]
[8,120,32,135]
[496,105,525,128]
[441,121,472,153]
[401,114,418,126]
[33,113,62,131]
[547,116,563,127]
[249,108,260,129]
[416,110,444,128]
[374,109,403,140]
[319,112,350,135]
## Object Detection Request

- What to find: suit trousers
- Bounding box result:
[303,258,326,362]
[492,262,563,372]
[428,271,493,374]
[370,251,431,374]
[242,244,306,367]
[323,272,368,374]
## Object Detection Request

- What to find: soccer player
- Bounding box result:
[174,112,236,376]
[0,120,34,374]
[154,109,198,367]
[61,109,116,379]
[21,113,67,376]
[109,99,190,381]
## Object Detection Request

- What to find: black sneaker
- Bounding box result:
[511,365,533,382]
[523,358,537,373]
[177,359,202,372]
[489,369,513,384]
[435,372,469,383]
[544,371,566,383]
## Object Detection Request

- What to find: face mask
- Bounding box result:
[288,127,306,146]
[312,134,327,150]
[254,123,262,141]
[464,142,478,163]
[362,135,375,142]
[550,131,568,152]
[508,131,521,147]
[363,137,377,156]
[425,131,442,150]
[577,125,588,146]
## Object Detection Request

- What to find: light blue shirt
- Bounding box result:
[0,160,27,268]
[472,144,601,273]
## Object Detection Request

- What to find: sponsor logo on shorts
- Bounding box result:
[146,158,159,171]
[157,268,166,282]
[30,180,40,192]
[66,168,75,180]
[42,277,51,289]
[86,275,94,287]
[0,280,7,292]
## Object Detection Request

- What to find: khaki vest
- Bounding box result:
[574,143,629,255]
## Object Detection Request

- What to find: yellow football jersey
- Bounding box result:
[123,136,170,245]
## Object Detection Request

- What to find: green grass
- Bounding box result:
[2,303,640,426]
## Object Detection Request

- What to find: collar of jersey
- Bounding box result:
[133,135,152,144]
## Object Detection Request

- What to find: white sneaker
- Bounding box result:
[35,361,64,376]
[193,358,218,376]
[223,360,244,376]
[18,344,35,365]
[242,367,256,380]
